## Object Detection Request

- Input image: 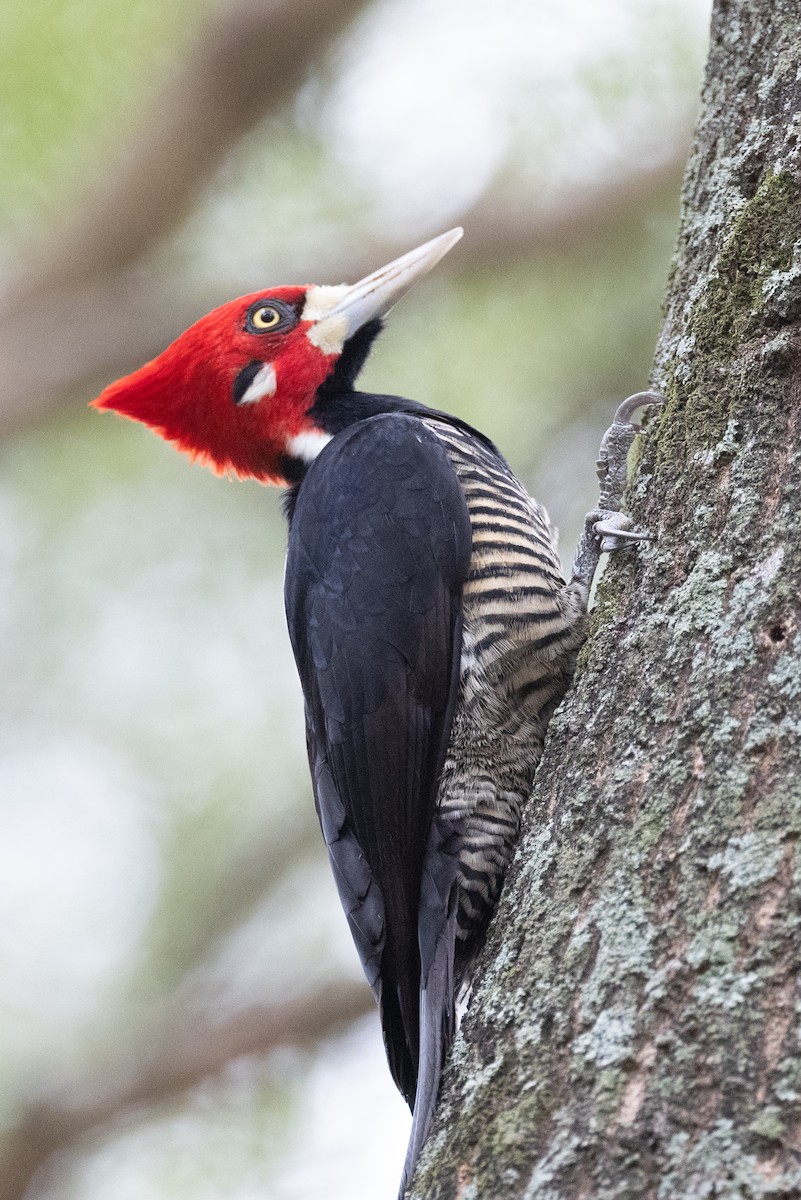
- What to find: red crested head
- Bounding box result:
[92,229,463,485]
[93,286,331,483]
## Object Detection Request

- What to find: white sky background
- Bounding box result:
[194,0,711,288]
[0,0,711,1196]
[323,0,694,228]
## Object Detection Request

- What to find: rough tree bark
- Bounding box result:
[412,1,801,1196]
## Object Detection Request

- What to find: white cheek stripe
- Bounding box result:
[239,362,277,405]
[287,429,334,464]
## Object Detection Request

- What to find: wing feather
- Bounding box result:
[284,414,471,1106]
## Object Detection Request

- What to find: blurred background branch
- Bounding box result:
[0,979,372,1200]
[6,0,374,294]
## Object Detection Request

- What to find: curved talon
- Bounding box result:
[612,390,666,429]
[594,522,651,543]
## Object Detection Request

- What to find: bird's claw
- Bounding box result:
[593,511,653,554]
[611,389,665,431]
[568,391,662,593]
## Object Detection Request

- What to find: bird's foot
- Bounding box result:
[595,391,664,512]
[569,391,663,595]
[590,509,652,554]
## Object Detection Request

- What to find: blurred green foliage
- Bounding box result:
[0,0,204,235]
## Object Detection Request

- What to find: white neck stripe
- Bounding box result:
[286,429,334,464]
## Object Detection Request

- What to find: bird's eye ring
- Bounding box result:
[245,298,298,335]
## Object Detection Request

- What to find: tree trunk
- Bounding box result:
[411,1,801,1196]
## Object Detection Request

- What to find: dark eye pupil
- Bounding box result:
[260,308,276,323]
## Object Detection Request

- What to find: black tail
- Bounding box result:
[399,829,460,1197]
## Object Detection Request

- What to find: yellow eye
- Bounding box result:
[250,304,282,330]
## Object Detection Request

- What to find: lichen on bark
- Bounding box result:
[410,1,801,1196]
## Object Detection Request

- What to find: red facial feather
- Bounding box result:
[92,287,337,484]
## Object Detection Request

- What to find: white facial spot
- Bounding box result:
[238,362,277,405]
[287,429,334,464]
[302,285,348,322]
[303,285,349,356]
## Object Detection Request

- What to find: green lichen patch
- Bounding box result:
[707,831,786,893]
[573,1009,636,1069]
[659,1118,801,1198]
[695,171,801,363]
[748,1106,787,1143]
[657,172,801,458]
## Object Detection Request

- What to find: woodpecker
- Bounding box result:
[93,229,658,1196]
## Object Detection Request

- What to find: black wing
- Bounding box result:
[284,413,471,1106]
